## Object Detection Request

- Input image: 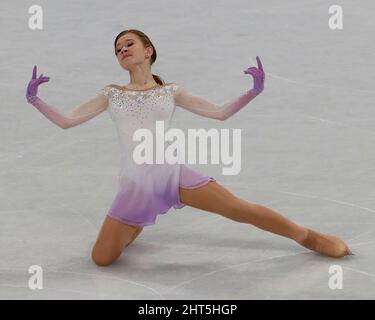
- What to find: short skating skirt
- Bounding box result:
[107,163,216,227]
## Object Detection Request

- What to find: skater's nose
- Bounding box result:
[120,46,128,53]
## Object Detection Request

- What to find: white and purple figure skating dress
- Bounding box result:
[98,83,216,227]
[26,62,263,227]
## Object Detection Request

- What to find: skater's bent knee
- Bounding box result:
[91,250,119,267]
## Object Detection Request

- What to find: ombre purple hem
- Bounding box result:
[107,163,216,227]
[173,164,216,209]
[107,210,169,227]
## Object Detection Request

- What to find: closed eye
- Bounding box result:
[116,43,133,53]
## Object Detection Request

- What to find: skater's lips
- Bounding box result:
[122,54,132,60]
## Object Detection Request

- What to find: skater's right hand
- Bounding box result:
[26,65,50,103]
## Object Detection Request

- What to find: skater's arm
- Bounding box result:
[174,87,262,121]
[26,65,109,129]
[63,93,108,129]
[27,94,109,129]
[174,56,265,121]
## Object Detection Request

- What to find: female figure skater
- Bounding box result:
[26,29,352,267]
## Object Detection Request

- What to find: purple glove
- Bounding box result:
[243,56,265,93]
[26,65,50,103]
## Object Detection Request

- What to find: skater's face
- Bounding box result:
[115,33,154,71]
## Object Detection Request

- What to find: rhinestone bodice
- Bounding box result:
[99,83,178,149]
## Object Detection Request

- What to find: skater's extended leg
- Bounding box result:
[179,181,350,258]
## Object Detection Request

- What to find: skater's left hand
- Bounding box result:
[243,56,265,93]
